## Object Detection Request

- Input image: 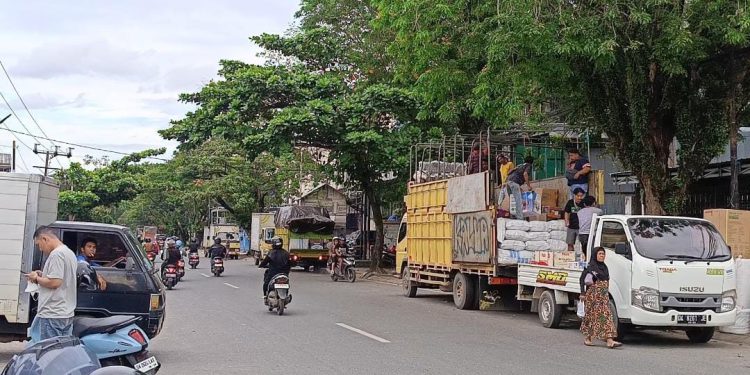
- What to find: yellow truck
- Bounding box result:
[274,206,335,271]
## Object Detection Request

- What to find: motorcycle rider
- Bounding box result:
[188,238,200,254]
[161,239,182,275]
[209,238,228,268]
[331,237,348,276]
[259,237,291,303]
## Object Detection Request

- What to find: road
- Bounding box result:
[2,258,749,374]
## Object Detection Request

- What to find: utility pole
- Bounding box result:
[12,140,15,172]
[33,144,73,176]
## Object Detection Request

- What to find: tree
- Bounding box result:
[377,0,750,214]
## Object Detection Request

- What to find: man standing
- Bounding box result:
[577,196,603,258]
[26,226,78,340]
[564,188,586,252]
[497,154,515,185]
[505,156,535,220]
[566,149,592,198]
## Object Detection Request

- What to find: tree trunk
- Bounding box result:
[727,53,745,209]
[638,175,667,215]
[365,185,385,272]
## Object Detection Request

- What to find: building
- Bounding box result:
[0,153,10,172]
[295,183,351,236]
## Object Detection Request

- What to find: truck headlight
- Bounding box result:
[631,287,661,312]
[720,290,736,313]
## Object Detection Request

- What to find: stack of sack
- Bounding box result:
[720,259,750,335]
[497,219,570,265]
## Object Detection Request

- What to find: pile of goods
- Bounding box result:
[497,219,582,269]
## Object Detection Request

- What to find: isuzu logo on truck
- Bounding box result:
[679,286,705,293]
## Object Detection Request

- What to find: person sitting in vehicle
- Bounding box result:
[209,238,228,266]
[161,239,182,275]
[76,238,107,290]
[259,237,291,302]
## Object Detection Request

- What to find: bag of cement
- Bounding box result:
[525,240,550,251]
[549,231,567,241]
[505,230,531,242]
[518,251,535,262]
[500,240,526,251]
[546,220,567,232]
[719,309,750,335]
[527,232,550,241]
[547,239,568,252]
[505,220,530,231]
[497,250,518,264]
[528,221,547,232]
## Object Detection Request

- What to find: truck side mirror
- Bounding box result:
[614,242,630,257]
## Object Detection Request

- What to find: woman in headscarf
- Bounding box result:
[579,246,622,348]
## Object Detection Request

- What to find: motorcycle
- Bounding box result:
[176,259,186,280]
[211,257,224,277]
[381,246,396,267]
[72,315,160,374]
[162,264,178,289]
[188,253,200,269]
[2,336,139,375]
[265,273,292,315]
[330,251,356,283]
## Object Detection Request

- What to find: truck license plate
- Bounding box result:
[677,315,707,324]
[134,356,159,371]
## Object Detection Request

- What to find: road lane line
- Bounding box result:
[223,282,239,289]
[335,323,390,343]
[200,273,210,278]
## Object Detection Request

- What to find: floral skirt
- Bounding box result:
[580,280,617,339]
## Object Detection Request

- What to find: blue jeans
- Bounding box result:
[506,181,524,220]
[569,183,589,199]
[38,317,74,340]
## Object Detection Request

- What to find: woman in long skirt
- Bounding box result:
[580,246,622,348]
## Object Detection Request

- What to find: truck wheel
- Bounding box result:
[538,290,562,328]
[453,273,477,310]
[402,267,417,298]
[686,327,715,344]
[608,299,628,341]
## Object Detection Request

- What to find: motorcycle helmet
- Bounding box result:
[214,237,222,245]
[166,239,176,247]
[270,236,283,250]
[176,240,183,248]
[76,261,99,292]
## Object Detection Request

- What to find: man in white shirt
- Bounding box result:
[26,226,78,340]
[577,196,603,258]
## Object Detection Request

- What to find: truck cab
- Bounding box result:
[589,215,737,340]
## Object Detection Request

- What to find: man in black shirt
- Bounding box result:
[564,188,586,252]
[566,149,592,199]
[505,156,535,220]
[259,237,291,301]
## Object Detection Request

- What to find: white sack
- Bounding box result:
[500,240,526,251]
[525,240,550,251]
[518,251,535,260]
[505,220,530,231]
[549,231,567,241]
[546,220,567,232]
[528,221,547,232]
[504,230,531,242]
[527,232,550,241]
[547,240,569,252]
[719,309,750,335]
[497,250,518,264]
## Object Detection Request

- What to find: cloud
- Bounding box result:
[12,40,159,80]
[6,93,86,110]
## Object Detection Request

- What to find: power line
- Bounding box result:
[0,127,170,162]
[0,91,48,150]
[16,146,30,172]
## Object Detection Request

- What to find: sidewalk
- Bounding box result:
[357,269,400,285]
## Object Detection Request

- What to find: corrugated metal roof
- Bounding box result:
[711,129,750,163]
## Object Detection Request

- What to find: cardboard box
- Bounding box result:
[704,209,750,258]
[554,251,577,267]
[539,189,558,209]
[533,251,554,266]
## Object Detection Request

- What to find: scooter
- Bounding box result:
[381,246,396,267]
[176,259,186,280]
[162,264,178,289]
[188,253,200,269]
[330,253,356,283]
[211,257,224,276]
[72,315,160,374]
[265,273,292,315]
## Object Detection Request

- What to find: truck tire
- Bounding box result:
[453,273,477,310]
[686,327,715,344]
[609,299,628,341]
[538,290,562,328]
[402,267,417,298]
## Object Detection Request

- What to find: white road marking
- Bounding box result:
[335,323,390,343]
[223,282,239,289]
[200,273,210,278]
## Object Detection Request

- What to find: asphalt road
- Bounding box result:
[2,258,749,374]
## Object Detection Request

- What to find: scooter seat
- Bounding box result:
[73,315,140,337]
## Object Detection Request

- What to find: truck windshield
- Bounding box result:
[124,229,149,260]
[627,218,731,261]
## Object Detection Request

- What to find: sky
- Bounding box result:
[0,0,299,173]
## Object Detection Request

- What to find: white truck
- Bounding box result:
[516,214,737,343]
[250,213,275,265]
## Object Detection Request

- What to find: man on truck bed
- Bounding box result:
[564,188,586,252]
[505,156,535,220]
[26,226,78,340]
